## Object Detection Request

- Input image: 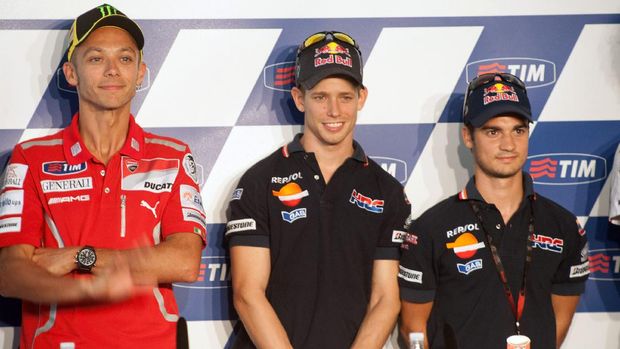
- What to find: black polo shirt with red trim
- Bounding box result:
[226,133,411,349]
[398,173,588,349]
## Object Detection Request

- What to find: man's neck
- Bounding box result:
[300,134,354,184]
[474,170,524,224]
[78,106,131,165]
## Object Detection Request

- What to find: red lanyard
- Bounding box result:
[469,200,534,335]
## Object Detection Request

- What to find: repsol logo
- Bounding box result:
[526,153,607,185]
[144,182,173,191]
[370,156,408,184]
[173,255,231,289]
[466,57,557,88]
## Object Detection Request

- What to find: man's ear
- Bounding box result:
[462,125,474,150]
[291,86,305,113]
[63,61,78,87]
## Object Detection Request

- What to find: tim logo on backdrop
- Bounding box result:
[370,156,408,184]
[174,255,231,289]
[588,248,620,281]
[264,61,296,92]
[526,153,607,185]
[465,57,557,88]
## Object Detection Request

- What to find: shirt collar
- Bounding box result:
[62,113,145,164]
[457,171,536,202]
[282,133,368,164]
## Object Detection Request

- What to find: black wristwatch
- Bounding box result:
[75,246,97,272]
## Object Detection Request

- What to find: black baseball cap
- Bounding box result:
[463,73,532,127]
[295,31,363,90]
[66,3,144,61]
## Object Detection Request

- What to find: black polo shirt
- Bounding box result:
[399,173,589,349]
[227,133,411,349]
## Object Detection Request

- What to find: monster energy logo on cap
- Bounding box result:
[66,3,144,61]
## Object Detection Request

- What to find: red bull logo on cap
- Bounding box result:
[446,232,486,259]
[272,182,309,207]
[314,42,351,57]
[314,42,353,68]
[482,83,519,105]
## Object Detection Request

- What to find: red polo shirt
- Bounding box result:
[0,114,206,349]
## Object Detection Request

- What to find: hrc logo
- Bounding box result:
[349,189,384,214]
[531,234,563,253]
[526,153,607,185]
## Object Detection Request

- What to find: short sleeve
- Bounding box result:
[398,216,437,303]
[375,187,411,260]
[160,149,207,244]
[551,218,589,295]
[225,169,270,248]
[0,145,44,248]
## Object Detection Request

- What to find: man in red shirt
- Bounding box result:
[0,4,205,348]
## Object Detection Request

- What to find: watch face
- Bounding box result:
[78,248,96,267]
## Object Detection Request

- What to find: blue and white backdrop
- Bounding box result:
[0,1,619,348]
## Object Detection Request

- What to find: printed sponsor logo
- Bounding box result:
[174,255,231,290]
[141,200,160,219]
[0,217,21,234]
[42,161,87,176]
[370,156,408,184]
[121,157,179,193]
[446,223,479,239]
[446,233,485,259]
[457,259,483,275]
[231,188,243,201]
[531,234,564,253]
[48,194,90,205]
[183,153,199,184]
[272,182,309,207]
[465,57,557,88]
[588,249,620,281]
[314,42,353,68]
[349,189,384,214]
[183,208,206,229]
[271,172,303,184]
[281,208,307,223]
[398,265,423,284]
[526,153,607,185]
[0,190,23,216]
[126,160,138,172]
[41,177,93,193]
[226,218,256,235]
[263,61,296,92]
[1,164,28,189]
[180,184,205,214]
[482,83,519,105]
[392,230,406,243]
[569,261,590,278]
[70,142,82,157]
